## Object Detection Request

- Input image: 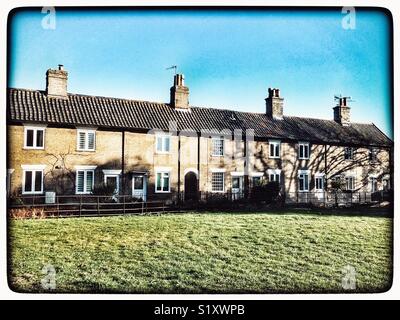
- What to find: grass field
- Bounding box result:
[9,212,392,293]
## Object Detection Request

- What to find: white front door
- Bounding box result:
[132,175,147,201]
[232,176,243,200]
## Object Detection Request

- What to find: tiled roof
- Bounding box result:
[7,88,392,147]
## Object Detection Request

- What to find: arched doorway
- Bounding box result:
[184,171,198,201]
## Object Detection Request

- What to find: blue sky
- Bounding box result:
[9,8,392,137]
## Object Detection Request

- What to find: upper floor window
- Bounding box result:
[212,137,224,156]
[75,166,96,194]
[21,165,45,194]
[77,129,96,151]
[156,134,171,153]
[298,170,310,192]
[298,142,310,159]
[269,140,281,158]
[24,125,45,149]
[369,148,378,162]
[344,147,355,160]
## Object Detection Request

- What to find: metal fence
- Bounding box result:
[178,190,391,207]
[8,195,177,218]
[8,190,392,218]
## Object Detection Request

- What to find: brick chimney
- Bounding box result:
[170,74,189,109]
[333,97,350,125]
[265,88,283,119]
[46,64,68,98]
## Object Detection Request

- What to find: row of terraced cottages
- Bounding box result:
[7,65,393,204]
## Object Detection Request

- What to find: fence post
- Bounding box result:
[141,200,144,215]
[57,195,59,217]
[97,196,100,216]
[123,195,126,215]
[79,195,82,217]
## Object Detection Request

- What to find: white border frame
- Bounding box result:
[1,0,399,302]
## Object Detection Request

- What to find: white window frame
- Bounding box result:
[155,168,171,193]
[77,128,96,151]
[75,165,97,194]
[211,137,225,157]
[345,175,356,191]
[267,169,281,183]
[21,165,45,195]
[269,139,281,159]
[155,133,171,154]
[211,171,225,192]
[23,125,46,150]
[103,169,121,194]
[298,141,310,160]
[298,170,310,192]
[315,173,325,191]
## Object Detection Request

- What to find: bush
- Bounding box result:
[250,181,280,204]
[9,207,46,219]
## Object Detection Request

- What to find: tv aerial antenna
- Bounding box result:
[166,65,177,75]
[334,94,355,104]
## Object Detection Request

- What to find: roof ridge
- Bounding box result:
[6,88,384,126]
[8,87,170,108]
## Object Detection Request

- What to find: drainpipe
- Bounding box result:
[197,133,201,197]
[324,144,328,191]
[121,130,125,195]
[178,133,181,203]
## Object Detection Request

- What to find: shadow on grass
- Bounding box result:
[199,205,393,218]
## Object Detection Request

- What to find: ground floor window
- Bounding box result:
[76,170,95,194]
[105,175,119,194]
[315,175,324,191]
[345,176,355,191]
[298,170,309,192]
[267,169,281,184]
[382,176,390,191]
[103,170,121,194]
[252,176,262,187]
[211,172,224,192]
[156,171,170,192]
[370,177,378,193]
[22,167,44,194]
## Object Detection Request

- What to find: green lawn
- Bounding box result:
[9,212,392,293]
